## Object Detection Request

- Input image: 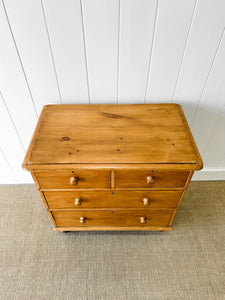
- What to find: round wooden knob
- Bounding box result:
[140,217,146,224]
[146,175,154,184]
[70,176,79,185]
[143,197,150,206]
[74,198,81,206]
[80,217,86,224]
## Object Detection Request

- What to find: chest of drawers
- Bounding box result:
[23,104,203,231]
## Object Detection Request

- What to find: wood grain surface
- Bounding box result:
[35,170,111,189]
[52,210,174,227]
[22,104,203,231]
[23,104,203,169]
[44,190,183,209]
[115,170,190,188]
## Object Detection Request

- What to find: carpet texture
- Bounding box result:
[1,182,225,300]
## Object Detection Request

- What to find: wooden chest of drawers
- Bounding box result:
[23,104,203,231]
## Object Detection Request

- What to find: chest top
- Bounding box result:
[22,104,203,170]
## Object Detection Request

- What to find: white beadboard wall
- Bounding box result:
[0,0,225,184]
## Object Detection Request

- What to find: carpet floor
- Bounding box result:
[1,182,225,300]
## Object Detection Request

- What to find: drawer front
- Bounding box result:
[35,170,111,189]
[115,170,190,188]
[52,210,174,227]
[45,190,182,209]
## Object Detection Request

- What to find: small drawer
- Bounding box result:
[35,170,111,189]
[115,170,190,188]
[45,190,182,209]
[52,210,174,227]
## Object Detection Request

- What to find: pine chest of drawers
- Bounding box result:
[23,104,203,232]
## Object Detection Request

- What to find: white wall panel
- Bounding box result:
[0,94,25,170]
[0,1,37,148]
[0,148,12,172]
[220,154,225,168]
[81,0,119,103]
[202,110,225,168]
[0,94,33,183]
[191,32,225,154]
[146,0,196,102]
[3,0,61,114]
[173,0,225,124]
[0,149,13,183]
[0,0,225,182]
[42,0,89,103]
[118,0,158,103]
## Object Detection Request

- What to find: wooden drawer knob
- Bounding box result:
[70,176,79,185]
[74,198,82,206]
[143,197,150,206]
[146,175,154,184]
[80,217,86,224]
[140,217,146,224]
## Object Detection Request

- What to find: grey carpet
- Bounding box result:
[1,182,225,300]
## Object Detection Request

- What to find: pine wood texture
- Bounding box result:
[115,170,189,188]
[35,170,111,189]
[52,210,174,227]
[23,104,203,231]
[23,104,203,170]
[44,190,183,209]
[54,226,172,231]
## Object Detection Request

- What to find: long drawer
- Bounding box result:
[35,170,111,189]
[115,170,190,188]
[45,190,182,209]
[52,210,174,227]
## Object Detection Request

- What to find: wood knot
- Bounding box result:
[100,112,125,119]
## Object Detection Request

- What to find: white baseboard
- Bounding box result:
[0,169,224,184]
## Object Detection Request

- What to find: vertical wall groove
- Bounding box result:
[80,0,90,103]
[191,28,225,127]
[41,0,62,104]
[171,0,198,102]
[116,0,121,104]
[144,0,159,103]
[2,0,38,117]
[0,91,25,152]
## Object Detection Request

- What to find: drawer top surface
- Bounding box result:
[23,104,202,170]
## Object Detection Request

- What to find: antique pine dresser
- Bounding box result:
[23,104,203,232]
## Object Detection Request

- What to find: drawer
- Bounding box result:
[35,170,111,189]
[52,210,174,227]
[115,170,190,188]
[45,190,182,209]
